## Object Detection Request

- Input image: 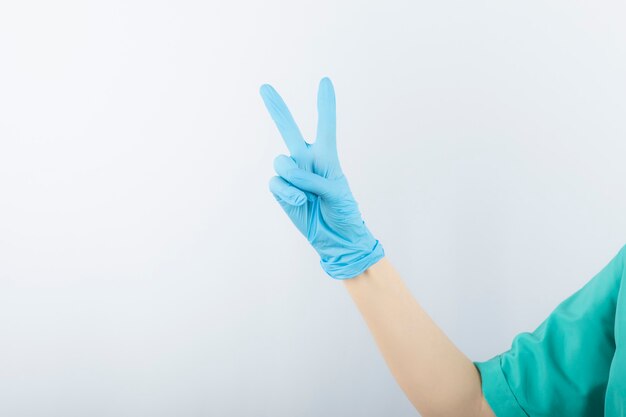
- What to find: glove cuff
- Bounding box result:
[320,239,385,280]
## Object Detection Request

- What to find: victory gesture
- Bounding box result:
[260,77,384,279]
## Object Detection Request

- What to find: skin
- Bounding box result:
[344,257,496,417]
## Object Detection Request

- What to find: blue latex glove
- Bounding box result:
[260,77,384,279]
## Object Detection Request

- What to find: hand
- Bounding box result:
[260,77,384,279]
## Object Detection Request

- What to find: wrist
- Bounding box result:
[320,238,385,280]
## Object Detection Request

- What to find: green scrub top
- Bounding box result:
[474,244,626,417]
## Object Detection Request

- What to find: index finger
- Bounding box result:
[260,84,307,156]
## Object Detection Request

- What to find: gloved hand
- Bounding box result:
[260,77,384,279]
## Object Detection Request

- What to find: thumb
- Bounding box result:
[274,155,332,197]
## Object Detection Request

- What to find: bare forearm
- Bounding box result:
[343,257,495,417]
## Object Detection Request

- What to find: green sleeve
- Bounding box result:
[474,244,625,417]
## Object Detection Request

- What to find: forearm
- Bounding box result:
[343,257,494,417]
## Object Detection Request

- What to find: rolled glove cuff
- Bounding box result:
[320,239,385,280]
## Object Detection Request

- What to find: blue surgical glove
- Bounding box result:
[260,77,384,279]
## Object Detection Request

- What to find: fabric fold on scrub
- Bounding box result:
[474,244,626,417]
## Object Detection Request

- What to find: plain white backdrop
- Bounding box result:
[1,1,626,416]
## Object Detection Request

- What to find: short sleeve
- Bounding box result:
[474,245,625,417]
[475,355,528,417]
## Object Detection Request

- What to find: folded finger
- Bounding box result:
[268,176,307,206]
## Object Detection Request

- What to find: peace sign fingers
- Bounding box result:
[260,84,308,157]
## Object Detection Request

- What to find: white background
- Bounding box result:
[1,1,626,416]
